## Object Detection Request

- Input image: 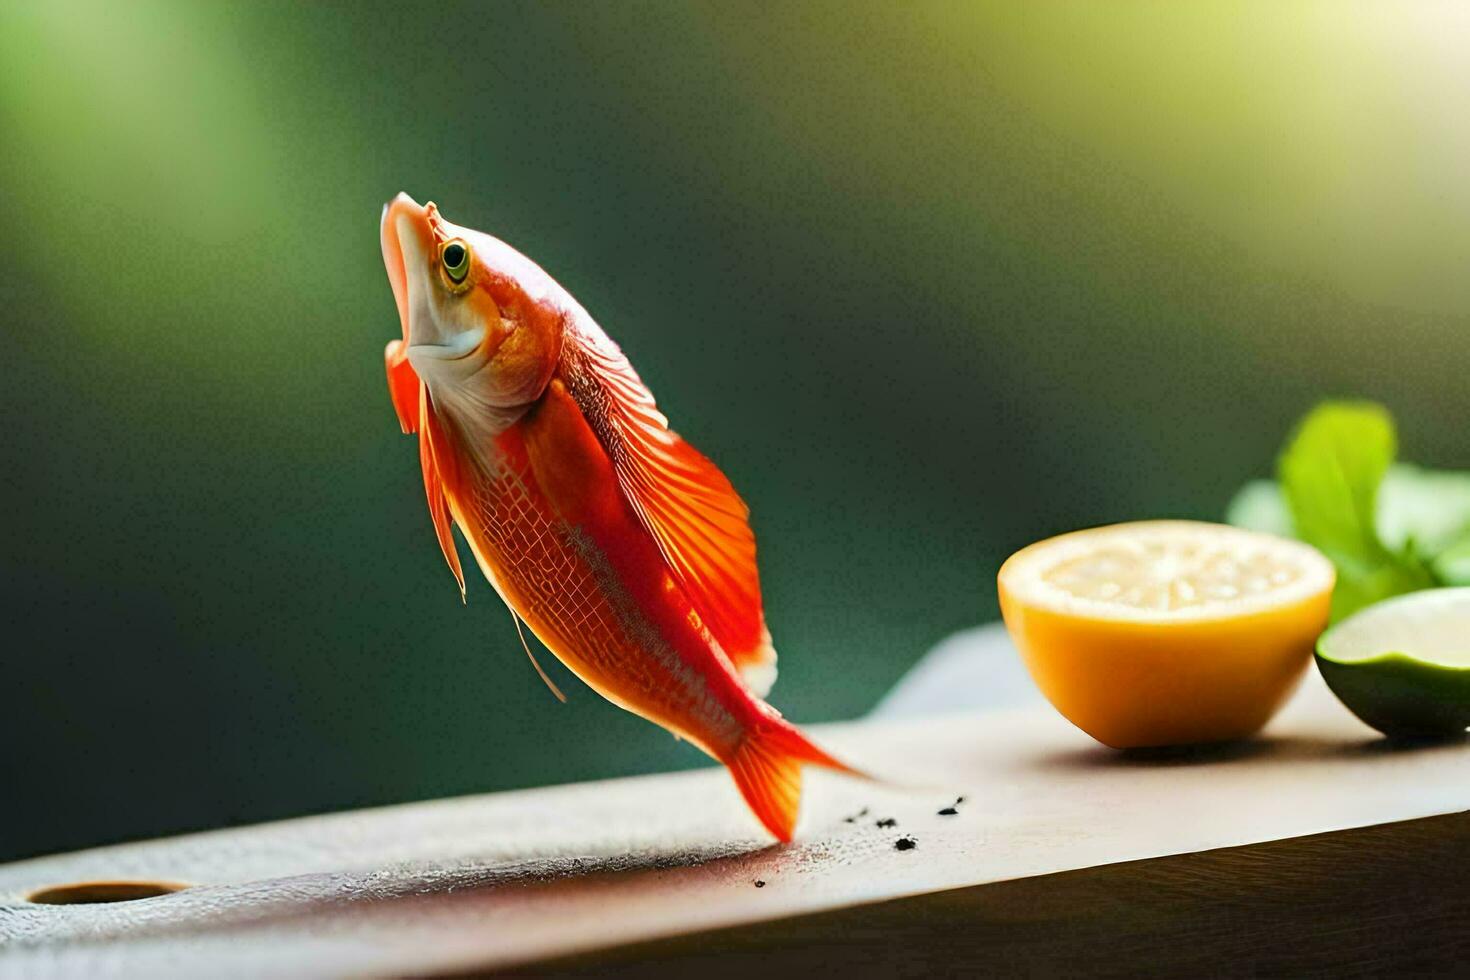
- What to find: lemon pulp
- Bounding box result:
[1006,521,1334,622]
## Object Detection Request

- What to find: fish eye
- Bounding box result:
[440,239,472,286]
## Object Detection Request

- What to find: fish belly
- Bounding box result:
[449,426,746,756]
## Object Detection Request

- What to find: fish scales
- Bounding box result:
[460,429,737,744]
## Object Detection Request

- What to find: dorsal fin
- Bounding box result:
[565,325,777,695]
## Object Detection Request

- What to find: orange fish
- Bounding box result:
[380,193,856,840]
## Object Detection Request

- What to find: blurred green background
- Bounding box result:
[3,1,1468,862]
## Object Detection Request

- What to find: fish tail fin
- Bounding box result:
[724,717,864,842]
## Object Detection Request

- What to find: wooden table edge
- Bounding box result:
[503,810,1470,978]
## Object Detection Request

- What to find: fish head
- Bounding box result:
[381,193,562,413]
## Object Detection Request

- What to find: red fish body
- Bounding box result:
[381,194,852,840]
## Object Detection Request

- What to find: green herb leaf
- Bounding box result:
[1228,466,1470,566]
[1278,402,1393,558]
[1430,535,1470,587]
[1378,464,1470,560]
[1276,402,1433,621]
[1224,479,1292,538]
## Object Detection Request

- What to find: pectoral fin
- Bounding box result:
[388,337,464,597]
[419,389,466,599]
[385,339,420,434]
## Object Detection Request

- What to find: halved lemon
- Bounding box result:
[1316,588,1470,738]
[998,521,1335,748]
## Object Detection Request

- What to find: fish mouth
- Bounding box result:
[383,193,505,376]
[380,192,434,345]
[383,193,486,363]
[409,325,486,361]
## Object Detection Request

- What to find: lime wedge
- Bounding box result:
[1316,588,1470,737]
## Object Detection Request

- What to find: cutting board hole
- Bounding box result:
[25,880,189,905]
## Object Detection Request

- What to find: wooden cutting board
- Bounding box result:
[2,672,1467,978]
